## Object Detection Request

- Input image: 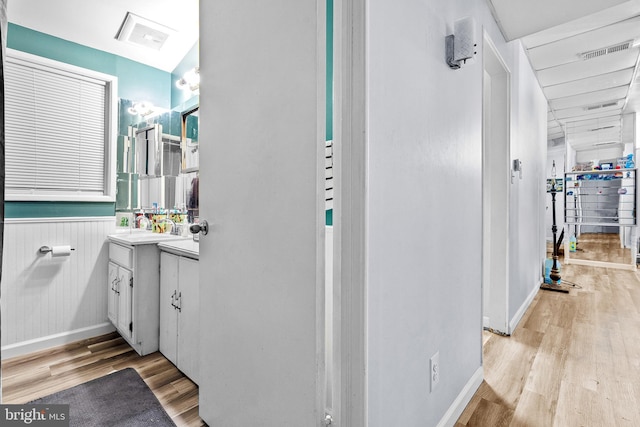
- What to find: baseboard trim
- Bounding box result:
[436,366,484,427]
[509,280,540,333]
[1,323,116,360]
[5,216,116,224]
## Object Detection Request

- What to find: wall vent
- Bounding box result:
[589,125,615,132]
[585,101,619,111]
[581,41,632,60]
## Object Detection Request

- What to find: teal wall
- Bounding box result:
[171,42,199,110]
[8,24,171,107]
[6,24,172,218]
[185,111,199,142]
[326,0,333,225]
[5,202,114,218]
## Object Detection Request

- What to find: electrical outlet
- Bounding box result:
[430,351,440,392]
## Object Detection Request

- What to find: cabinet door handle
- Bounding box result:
[177,292,182,312]
[115,277,120,294]
[171,290,177,309]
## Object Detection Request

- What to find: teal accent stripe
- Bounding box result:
[5,202,115,218]
[326,209,333,226]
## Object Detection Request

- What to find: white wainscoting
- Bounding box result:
[1,217,116,359]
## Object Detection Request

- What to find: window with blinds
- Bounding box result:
[5,49,117,201]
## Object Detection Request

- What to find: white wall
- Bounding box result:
[621,114,636,248]
[566,142,577,171]
[364,0,547,425]
[575,147,623,164]
[508,45,548,326]
[1,218,115,358]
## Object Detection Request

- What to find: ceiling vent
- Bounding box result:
[585,101,619,111]
[581,41,632,60]
[115,12,175,51]
[588,125,615,132]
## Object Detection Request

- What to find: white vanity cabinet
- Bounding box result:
[159,241,200,384]
[107,239,164,356]
[107,261,133,341]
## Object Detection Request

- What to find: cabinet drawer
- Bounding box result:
[109,243,133,269]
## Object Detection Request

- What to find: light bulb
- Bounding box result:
[176,77,188,89]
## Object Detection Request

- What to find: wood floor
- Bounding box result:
[566,232,633,263]
[1,332,206,427]
[3,233,638,427]
[456,238,640,426]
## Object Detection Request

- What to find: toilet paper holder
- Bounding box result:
[39,245,75,254]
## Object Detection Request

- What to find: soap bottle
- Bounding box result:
[135,210,145,229]
[569,235,577,252]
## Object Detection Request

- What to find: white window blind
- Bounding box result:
[5,50,117,201]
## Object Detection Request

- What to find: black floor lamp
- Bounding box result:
[542,160,570,293]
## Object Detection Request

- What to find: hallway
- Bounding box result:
[456,260,640,426]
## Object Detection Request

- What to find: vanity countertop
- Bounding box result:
[158,239,200,260]
[108,230,191,246]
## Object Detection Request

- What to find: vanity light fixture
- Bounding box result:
[446,17,477,69]
[176,67,200,92]
[128,101,155,117]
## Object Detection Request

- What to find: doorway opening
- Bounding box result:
[482,34,511,336]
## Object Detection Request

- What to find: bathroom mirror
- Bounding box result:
[116,98,186,214]
[181,107,199,172]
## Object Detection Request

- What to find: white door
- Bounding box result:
[198,1,327,425]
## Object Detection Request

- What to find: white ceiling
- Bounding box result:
[6,0,199,73]
[488,0,640,153]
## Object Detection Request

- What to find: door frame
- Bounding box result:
[330,0,368,425]
[482,32,511,335]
